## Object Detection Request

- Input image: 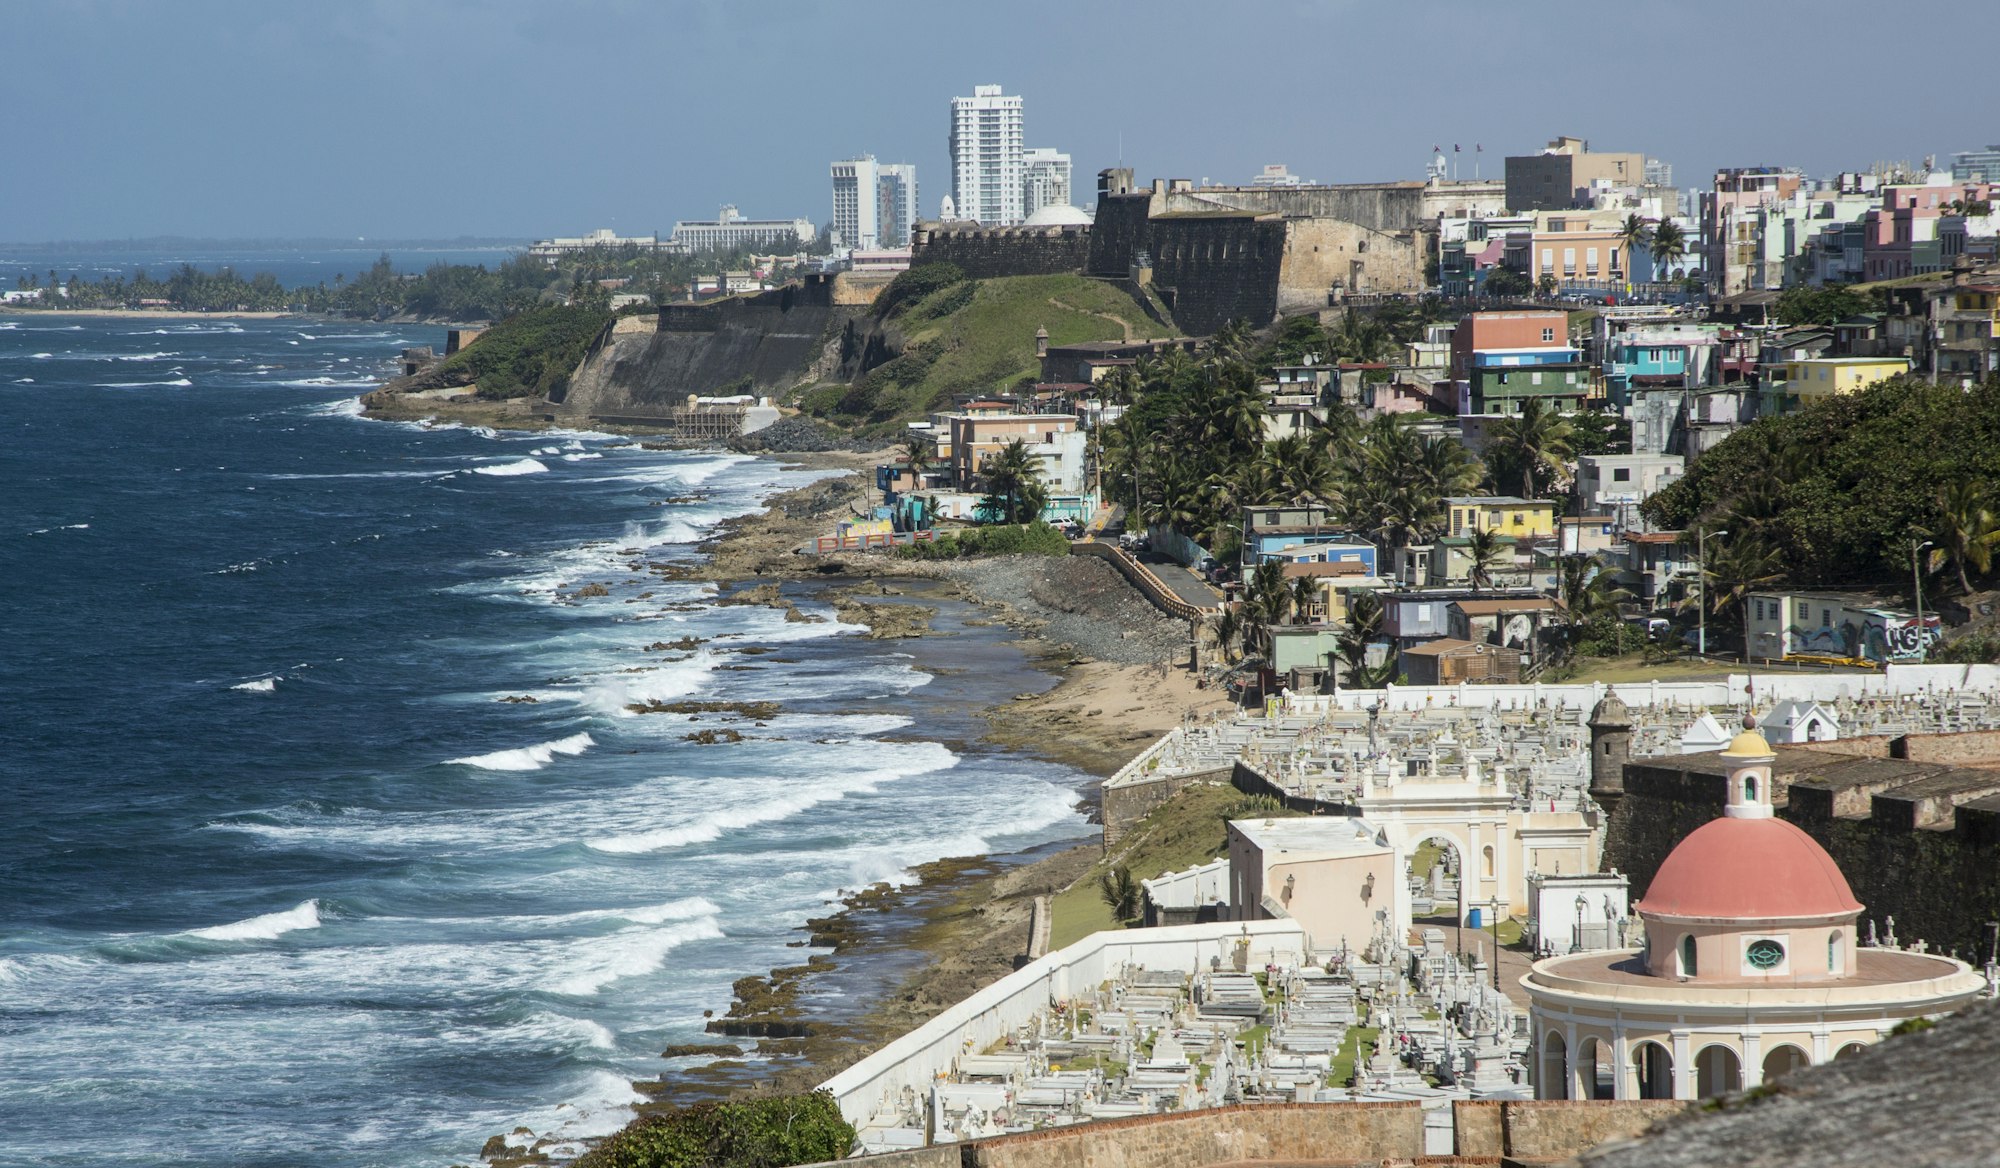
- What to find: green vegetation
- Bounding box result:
[11,240,827,319]
[802,273,1161,428]
[1097,865,1141,925]
[575,1090,852,1168]
[895,521,1071,560]
[1333,1024,1380,1087]
[430,304,612,400]
[1774,284,1873,327]
[1101,314,1486,569]
[1049,784,1297,949]
[1642,377,2000,616]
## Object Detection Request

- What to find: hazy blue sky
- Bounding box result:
[5,0,1996,241]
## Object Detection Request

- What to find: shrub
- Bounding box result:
[436,303,612,400]
[896,521,1071,560]
[575,1090,853,1168]
[872,262,966,319]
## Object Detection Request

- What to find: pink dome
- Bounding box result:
[1636,816,1863,921]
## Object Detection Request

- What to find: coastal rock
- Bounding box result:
[644,636,706,651]
[682,728,744,744]
[830,594,935,639]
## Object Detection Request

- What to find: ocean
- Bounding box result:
[0,312,1090,1167]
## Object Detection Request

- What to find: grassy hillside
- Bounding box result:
[800,271,1166,432]
[433,304,611,400]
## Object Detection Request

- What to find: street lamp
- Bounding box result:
[1912,539,1935,664]
[1573,894,1587,955]
[1697,528,1729,658]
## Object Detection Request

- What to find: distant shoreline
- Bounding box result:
[0,306,299,320]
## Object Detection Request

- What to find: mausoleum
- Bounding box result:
[1521,721,1985,1100]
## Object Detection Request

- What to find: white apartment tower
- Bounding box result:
[1022,148,1073,219]
[950,85,1026,225]
[876,163,919,248]
[831,156,881,250]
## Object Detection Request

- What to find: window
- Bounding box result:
[1796,601,1809,619]
[1542,327,1556,342]
[1744,776,1758,802]
[1746,939,1786,970]
[1613,468,1632,482]
[1679,934,1698,977]
[1829,930,1844,975]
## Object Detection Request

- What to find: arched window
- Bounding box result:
[1744,776,1758,802]
[1829,930,1845,975]
[1482,845,1495,880]
[1679,934,1698,977]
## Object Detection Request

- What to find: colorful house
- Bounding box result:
[1445,496,1559,540]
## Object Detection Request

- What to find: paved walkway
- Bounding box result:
[1137,552,1224,609]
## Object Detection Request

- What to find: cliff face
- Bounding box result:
[556,279,869,420]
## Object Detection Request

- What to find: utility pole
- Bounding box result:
[1912,538,1935,663]
[1698,528,1728,658]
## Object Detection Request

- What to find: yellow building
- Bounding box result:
[1445,496,1559,539]
[1780,356,1910,399]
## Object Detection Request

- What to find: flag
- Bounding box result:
[1454,143,1461,153]
[1476,144,1483,153]
[1432,144,1442,154]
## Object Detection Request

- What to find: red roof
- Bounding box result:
[1636,817,1863,922]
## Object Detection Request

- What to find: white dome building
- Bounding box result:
[1522,723,1985,1101]
[1022,203,1092,227]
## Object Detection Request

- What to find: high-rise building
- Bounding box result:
[831,155,880,250]
[876,163,919,248]
[950,84,1025,225]
[1021,148,1073,219]
[1952,145,2000,183]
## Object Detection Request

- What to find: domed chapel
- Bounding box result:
[1522,721,1985,1100]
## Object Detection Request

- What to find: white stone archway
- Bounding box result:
[1694,1043,1741,1098]
[1763,1044,1810,1084]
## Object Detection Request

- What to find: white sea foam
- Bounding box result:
[588,748,958,854]
[561,452,603,461]
[544,916,724,996]
[303,397,365,419]
[277,376,375,388]
[574,652,719,716]
[447,731,595,771]
[116,350,180,361]
[97,377,193,387]
[10,377,31,383]
[184,899,323,942]
[31,352,53,358]
[230,677,279,693]
[472,457,548,477]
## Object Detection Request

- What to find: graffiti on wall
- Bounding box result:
[1784,613,1941,663]
[1869,614,1943,662]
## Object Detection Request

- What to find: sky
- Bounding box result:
[4,0,1997,242]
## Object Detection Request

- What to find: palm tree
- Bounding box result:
[1537,272,1559,298]
[1467,527,1505,591]
[1556,554,1632,657]
[1258,434,1338,504]
[1698,534,1785,655]
[901,438,933,482]
[1097,865,1141,925]
[1486,398,1574,498]
[979,438,1042,524]
[1290,575,1319,625]
[1616,214,1651,280]
[1649,220,1687,282]
[1210,608,1242,665]
[1336,589,1394,689]
[1242,560,1288,659]
[1098,365,1141,407]
[1936,481,2000,594]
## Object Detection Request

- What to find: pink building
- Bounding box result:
[1861,181,1996,281]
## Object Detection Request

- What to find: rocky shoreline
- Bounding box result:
[387,400,1231,1165]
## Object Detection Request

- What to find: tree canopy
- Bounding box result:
[1641,375,2000,591]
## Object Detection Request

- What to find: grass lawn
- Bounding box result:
[1048,783,1299,950]
[1555,652,1877,684]
[1331,1024,1380,1087]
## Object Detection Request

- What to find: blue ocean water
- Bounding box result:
[0,313,1089,1167]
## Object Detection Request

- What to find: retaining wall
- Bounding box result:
[819,920,1307,1129]
[1452,1099,1694,1159]
[1069,541,1208,621]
